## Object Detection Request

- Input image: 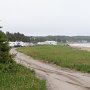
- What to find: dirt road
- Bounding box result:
[10,48,90,90]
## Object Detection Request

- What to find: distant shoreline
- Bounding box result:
[69,43,90,48]
[69,43,90,51]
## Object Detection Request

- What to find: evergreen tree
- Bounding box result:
[0,30,11,63]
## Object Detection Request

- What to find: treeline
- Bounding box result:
[30,36,90,43]
[6,32,30,42]
[30,36,67,43]
[6,32,90,43]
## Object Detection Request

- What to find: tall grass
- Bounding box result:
[18,45,90,73]
[0,63,46,90]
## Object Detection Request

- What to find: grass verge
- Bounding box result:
[0,62,46,90]
[17,45,90,73]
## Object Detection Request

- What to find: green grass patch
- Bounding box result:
[18,46,90,73]
[0,63,46,90]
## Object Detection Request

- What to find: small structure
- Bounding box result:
[37,41,57,45]
[29,43,34,46]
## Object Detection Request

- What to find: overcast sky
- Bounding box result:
[0,0,90,36]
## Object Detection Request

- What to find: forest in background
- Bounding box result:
[6,32,90,43]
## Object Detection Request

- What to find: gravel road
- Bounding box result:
[10,48,90,90]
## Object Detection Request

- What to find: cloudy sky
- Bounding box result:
[0,0,90,36]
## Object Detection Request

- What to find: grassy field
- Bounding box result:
[18,45,90,73]
[0,63,46,90]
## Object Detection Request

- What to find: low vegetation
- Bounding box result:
[0,31,46,90]
[18,45,90,73]
[0,63,46,90]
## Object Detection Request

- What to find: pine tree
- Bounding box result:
[0,30,11,63]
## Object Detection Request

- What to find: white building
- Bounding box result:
[37,41,57,45]
[37,42,46,45]
[29,43,35,46]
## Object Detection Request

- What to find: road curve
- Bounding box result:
[10,48,90,90]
